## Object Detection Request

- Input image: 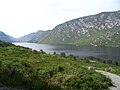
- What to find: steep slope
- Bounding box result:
[17,30,49,42]
[30,30,51,43]
[16,32,36,42]
[8,35,17,42]
[40,10,120,47]
[0,31,13,42]
[0,39,13,47]
[74,26,120,47]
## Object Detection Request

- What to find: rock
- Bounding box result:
[105,67,113,72]
[88,66,95,71]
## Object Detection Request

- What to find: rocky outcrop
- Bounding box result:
[40,10,120,47]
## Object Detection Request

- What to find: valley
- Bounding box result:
[0,10,120,90]
[1,10,120,47]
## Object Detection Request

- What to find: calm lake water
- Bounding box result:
[13,42,120,61]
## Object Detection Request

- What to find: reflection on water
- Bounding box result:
[13,42,120,61]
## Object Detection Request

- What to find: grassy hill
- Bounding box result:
[0,40,13,47]
[0,41,120,90]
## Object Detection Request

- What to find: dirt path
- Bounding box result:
[96,70,120,90]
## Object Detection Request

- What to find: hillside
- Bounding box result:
[0,40,13,47]
[40,10,120,47]
[16,32,36,42]
[8,35,17,42]
[1,40,120,90]
[30,30,50,43]
[17,30,50,42]
[0,31,13,42]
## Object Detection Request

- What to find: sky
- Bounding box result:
[0,0,120,38]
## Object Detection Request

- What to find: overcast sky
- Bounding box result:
[0,0,120,38]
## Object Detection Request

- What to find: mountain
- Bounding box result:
[30,30,51,43]
[8,35,17,42]
[16,32,36,42]
[40,10,120,47]
[17,30,50,42]
[0,31,13,42]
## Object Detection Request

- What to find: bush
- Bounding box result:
[63,72,112,90]
[60,52,66,57]
[107,60,112,64]
[68,54,77,60]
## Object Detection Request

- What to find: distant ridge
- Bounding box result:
[38,10,120,47]
[0,31,13,42]
[16,30,50,42]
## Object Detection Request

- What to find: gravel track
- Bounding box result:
[96,70,120,90]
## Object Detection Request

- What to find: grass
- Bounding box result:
[0,41,120,90]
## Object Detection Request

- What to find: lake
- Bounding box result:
[13,42,120,61]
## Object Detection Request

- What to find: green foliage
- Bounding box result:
[64,72,112,90]
[106,60,112,64]
[0,40,13,47]
[68,54,77,60]
[115,61,119,66]
[0,41,117,90]
[53,51,56,54]
[60,52,66,57]
[39,49,46,54]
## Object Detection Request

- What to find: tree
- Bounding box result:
[53,51,56,55]
[60,52,66,57]
[115,61,119,66]
[40,49,46,54]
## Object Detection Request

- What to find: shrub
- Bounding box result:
[60,52,66,57]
